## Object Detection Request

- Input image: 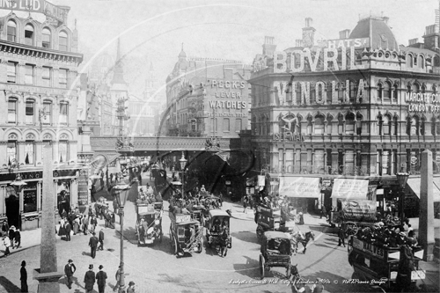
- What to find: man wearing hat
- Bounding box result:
[127,281,136,293]
[84,264,96,293]
[96,265,108,293]
[64,259,76,289]
[20,260,28,293]
[89,232,99,259]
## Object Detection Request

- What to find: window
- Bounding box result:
[345,150,354,175]
[377,83,383,100]
[42,67,52,87]
[223,118,230,132]
[42,101,52,124]
[285,149,294,173]
[23,183,37,213]
[314,115,325,134]
[393,84,398,101]
[383,115,391,135]
[314,150,325,173]
[383,82,391,101]
[300,153,308,173]
[7,62,17,83]
[25,100,35,124]
[24,24,34,46]
[24,141,35,165]
[235,118,242,132]
[59,31,68,51]
[25,64,34,85]
[7,20,17,42]
[346,113,355,134]
[7,141,17,165]
[382,150,390,175]
[8,98,17,123]
[411,117,418,136]
[42,28,51,48]
[59,69,68,88]
[59,102,68,124]
[58,141,68,163]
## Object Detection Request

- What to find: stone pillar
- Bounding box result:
[33,145,63,292]
[419,150,435,261]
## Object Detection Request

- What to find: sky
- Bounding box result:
[3,0,440,100]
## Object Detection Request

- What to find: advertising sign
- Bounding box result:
[0,0,67,23]
[331,179,369,199]
[279,177,320,198]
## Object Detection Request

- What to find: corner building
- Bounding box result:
[249,16,440,214]
[0,10,83,230]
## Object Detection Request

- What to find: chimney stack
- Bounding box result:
[262,36,276,56]
[302,17,316,47]
[339,29,351,39]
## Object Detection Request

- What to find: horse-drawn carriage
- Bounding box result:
[259,231,293,279]
[205,210,231,257]
[136,201,163,246]
[169,212,203,258]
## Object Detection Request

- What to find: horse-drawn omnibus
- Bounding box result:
[169,212,203,258]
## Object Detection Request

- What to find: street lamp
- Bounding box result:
[113,179,130,293]
[179,152,187,197]
[9,174,27,194]
[396,172,409,223]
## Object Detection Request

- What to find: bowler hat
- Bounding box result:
[99,265,103,269]
[129,281,135,286]
[89,264,93,269]
[68,259,73,263]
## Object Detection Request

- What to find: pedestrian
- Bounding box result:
[84,264,96,293]
[1,222,9,237]
[89,232,99,259]
[3,236,11,256]
[14,229,21,249]
[338,226,346,247]
[98,229,105,251]
[65,221,72,241]
[127,281,135,293]
[96,265,108,293]
[113,265,122,291]
[64,259,76,289]
[320,205,326,219]
[89,215,98,234]
[242,195,249,213]
[20,260,28,293]
[9,226,16,249]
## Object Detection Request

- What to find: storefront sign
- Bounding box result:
[279,177,320,198]
[332,179,369,199]
[0,169,77,181]
[273,132,305,142]
[315,38,369,49]
[273,39,369,73]
[208,100,247,109]
[405,92,440,113]
[0,0,67,23]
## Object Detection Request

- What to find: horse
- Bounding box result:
[291,231,315,254]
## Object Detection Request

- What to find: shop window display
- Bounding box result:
[23,183,37,213]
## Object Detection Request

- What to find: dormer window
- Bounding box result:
[59,31,68,51]
[24,24,34,46]
[7,20,17,42]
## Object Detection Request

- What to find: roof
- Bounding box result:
[264,231,291,240]
[209,210,230,217]
[349,17,398,50]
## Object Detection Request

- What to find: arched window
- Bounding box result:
[393,115,399,135]
[314,115,325,134]
[58,139,68,163]
[356,113,363,135]
[420,117,425,135]
[338,83,344,102]
[24,24,34,46]
[411,117,418,136]
[7,20,17,42]
[307,116,313,134]
[42,28,51,48]
[350,81,357,103]
[345,112,355,134]
[393,84,398,101]
[59,31,68,51]
[377,83,383,100]
[383,81,391,101]
[408,54,414,67]
[420,55,425,69]
[25,99,35,124]
[412,83,420,93]
[25,135,35,165]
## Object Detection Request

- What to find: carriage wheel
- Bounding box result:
[259,254,265,280]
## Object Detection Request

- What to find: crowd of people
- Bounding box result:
[2,224,21,257]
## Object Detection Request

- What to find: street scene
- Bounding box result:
[0,0,440,293]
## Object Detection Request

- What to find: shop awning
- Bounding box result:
[279,177,320,198]
[406,177,440,202]
[331,179,369,200]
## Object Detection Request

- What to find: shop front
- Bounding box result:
[0,168,82,231]
[277,176,321,213]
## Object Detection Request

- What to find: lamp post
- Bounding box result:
[113,179,130,293]
[179,153,187,197]
[10,174,27,194]
[396,172,409,223]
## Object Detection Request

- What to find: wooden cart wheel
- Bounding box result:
[259,254,265,280]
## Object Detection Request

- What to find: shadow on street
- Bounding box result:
[0,276,21,293]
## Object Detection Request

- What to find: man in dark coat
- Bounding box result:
[64,259,76,289]
[98,229,105,251]
[65,222,72,241]
[338,226,346,247]
[20,260,28,293]
[9,226,16,249]
[96,265,108,293]
[84,264,96,293]
[14,229,21,249]
[89,232,99,259]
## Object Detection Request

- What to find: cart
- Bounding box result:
[205,210,232,257]
[259,231,293,280]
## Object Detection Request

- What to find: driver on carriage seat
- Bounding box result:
[212,219,221,234]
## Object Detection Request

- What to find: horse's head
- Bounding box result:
[306,231,315,241]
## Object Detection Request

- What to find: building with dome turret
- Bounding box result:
[247,14,440,215]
